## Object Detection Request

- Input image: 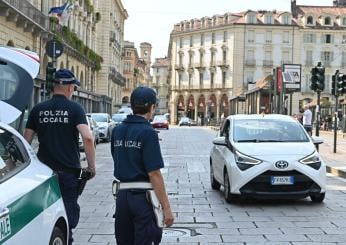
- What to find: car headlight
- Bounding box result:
[234,151,262,171]
[299,151,321,170]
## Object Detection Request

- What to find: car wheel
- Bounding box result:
[49,226,66,245]
[224,171,236,203]
[210,161,220,190]
[310,193,325,203]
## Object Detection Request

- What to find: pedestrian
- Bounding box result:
[111,86,174,245]
[303,104,312,136]
[24,69,96,245]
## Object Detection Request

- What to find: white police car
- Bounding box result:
[0,46,69,244]
[210,114,326,203]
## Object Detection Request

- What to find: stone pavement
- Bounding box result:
[75,126,346,245]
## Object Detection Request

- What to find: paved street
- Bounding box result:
[76,127,346,245]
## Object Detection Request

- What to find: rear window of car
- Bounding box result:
[0,127,30,183]
[0,62,20,101]
[89,114,108,122]
[233,119,309,143]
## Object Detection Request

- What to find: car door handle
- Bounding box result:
[0,208,9,218]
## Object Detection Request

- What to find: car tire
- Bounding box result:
[210,161,220,190]
[224,171,236,203]
[310,193,325,203]
[49,226,66,245]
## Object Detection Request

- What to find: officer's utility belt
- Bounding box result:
[112,180,164,228]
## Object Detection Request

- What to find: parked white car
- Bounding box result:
[210,114,326,203]
[79,116,99,150]
[0,46,69,244]
[87,113,115,142]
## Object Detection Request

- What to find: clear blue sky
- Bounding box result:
[122,0,333,61]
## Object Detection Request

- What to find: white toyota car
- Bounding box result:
[210,114,326,203]
[0,46,69,244]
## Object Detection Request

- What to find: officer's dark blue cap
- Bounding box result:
[130,86,157,107]
[53,69,80,86]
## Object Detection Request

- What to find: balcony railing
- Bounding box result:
[109,66,125,86]
[194,62,206,69]
[217,60,229,68]
[263,60,273,67]
[245,59,256,66]
[0,0,49,30]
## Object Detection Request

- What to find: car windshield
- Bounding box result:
[89,114,108,122]
[112,114,127,122]
[153,116,166,122]
[180,117,190,122]
[233,119,309,143]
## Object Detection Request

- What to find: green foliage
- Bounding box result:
[54,26,103,71]
[85,0,94,13]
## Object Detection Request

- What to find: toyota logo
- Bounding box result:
[275,160,289,169]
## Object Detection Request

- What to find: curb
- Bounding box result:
[326,166,346,179]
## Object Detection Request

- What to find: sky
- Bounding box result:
[122,0,334,61]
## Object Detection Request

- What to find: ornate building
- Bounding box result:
[152,57,170,114]
[96,0,128,112]
[122,40,139,105]
[169,0,346,123]
[138,42,152,87]
[0,0,113,113]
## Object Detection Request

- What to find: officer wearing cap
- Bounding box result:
[24,69,96,245]
[111,86,174,244]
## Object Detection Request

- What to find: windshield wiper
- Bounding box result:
[236,139,284,143]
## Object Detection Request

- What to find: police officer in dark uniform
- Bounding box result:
[24,69,96,245]
[111,86,174,245]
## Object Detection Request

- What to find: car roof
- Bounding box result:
[0,46,40,124]
[227,114,296,122]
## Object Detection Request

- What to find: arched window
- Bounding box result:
[7,40,14,47]
[60,61,64,69]
[325,16,331,25]
[307,16,314,25]
[80,71,84,88]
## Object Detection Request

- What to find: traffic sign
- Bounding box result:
[46,40,64,58]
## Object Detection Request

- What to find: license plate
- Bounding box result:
[0,212,11,242]
[271,176,294,185]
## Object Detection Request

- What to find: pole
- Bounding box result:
[273,68,277,113]
[289,93,293,116]
[334,97,338,153]
[316,91,321,151]
[268,77,272,114]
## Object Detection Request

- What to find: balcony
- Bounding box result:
[0,0,49,33]
[174,64,185,72]
[262,60,273,67]
[217,60,229,69]
[109,66,126,86]
[245,59,256,67]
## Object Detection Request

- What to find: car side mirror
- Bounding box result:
[212,136,227,146]
[311,136,323,145]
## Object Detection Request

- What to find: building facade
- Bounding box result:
[137,42,152,87]
[0,0,114,113]
[122,40,139,105]
[168,0,346,124]
[152,57,170,114]
[96,0,128,113]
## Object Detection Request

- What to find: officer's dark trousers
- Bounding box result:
[115,190,162,245]
[58,172,81,245]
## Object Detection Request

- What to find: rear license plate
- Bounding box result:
[271,176,294,185]
[0,212,11,242]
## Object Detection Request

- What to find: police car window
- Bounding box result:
[0,127,30,183]
[0,61,19,101]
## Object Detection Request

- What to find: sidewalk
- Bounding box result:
[208,126,346,179]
